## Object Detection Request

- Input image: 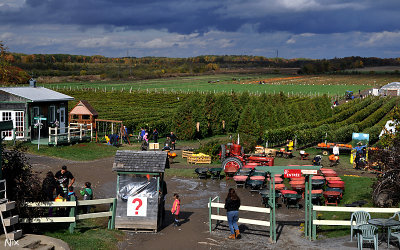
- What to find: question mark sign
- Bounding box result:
[132,198,143,215]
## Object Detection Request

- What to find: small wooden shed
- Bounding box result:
[112,150,169,231]
[69,100,98,129]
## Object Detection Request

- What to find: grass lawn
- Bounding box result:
[38,74,396,96]
[317,175,375,238]
[40,218,124,250]
[17,141,123,161]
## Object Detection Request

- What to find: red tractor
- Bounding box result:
[219,143,274,176]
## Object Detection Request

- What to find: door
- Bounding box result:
[59,107,66,133]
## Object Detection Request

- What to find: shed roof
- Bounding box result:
[70,100,99,116]
[381,82,400,89]
[0,87,74,102]
[113,150,169,173]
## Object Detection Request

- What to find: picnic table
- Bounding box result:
[368,218,400,248]
[323,190,342,206]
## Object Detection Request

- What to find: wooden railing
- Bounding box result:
[20,197,116,233]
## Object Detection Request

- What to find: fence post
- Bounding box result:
[69,196,77,233]
[109,198,117,229]
[217,196,220,216]
[209,197,212,233]
[312,210,317,240]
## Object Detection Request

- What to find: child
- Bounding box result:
[67,186,76,201]
[80,182,93,213]
[171,193,180,226]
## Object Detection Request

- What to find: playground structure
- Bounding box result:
[95,119,129,145]
[48,118,130,146]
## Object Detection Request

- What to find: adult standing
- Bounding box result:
[170,132,177,150]
[140,128,146,141]
[42,171,58,201]
[55,165,75,197]
[224,188,241,239]
[153,128,159,143]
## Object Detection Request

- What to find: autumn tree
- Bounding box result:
[0,41,30,84]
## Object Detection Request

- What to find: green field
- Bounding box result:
[37,74,397,96]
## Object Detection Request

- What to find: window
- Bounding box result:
[1,111,12,138]
[33,107,40,118]
[82,115,91,120]
[60,108,65,123]
[49,106,56,123]
[15,111,24,137]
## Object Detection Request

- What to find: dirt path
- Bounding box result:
[26,153,370,250]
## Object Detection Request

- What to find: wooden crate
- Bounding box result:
[182,150,194,158]
[187,155,212,164]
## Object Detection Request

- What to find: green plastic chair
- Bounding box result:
[388,211,400,248]
[350,211,371,242]
[357,224,378,250]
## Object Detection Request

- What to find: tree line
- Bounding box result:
[2,39,400,84]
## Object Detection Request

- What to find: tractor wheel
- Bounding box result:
[220,145,226,162]
[222,157,243,171]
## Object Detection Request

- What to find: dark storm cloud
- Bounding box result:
[1,0,400,35]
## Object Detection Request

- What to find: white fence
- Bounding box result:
[312,205,400,240]
[208,196,270,234]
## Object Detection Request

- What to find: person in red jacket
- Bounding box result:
[171,193,181,226]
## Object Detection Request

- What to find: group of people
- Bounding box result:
[163,132,177,151]
[41,165,93,213]
[138,128,177,151]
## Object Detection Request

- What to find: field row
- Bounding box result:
[43,74,400,96]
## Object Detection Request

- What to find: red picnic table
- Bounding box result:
[291,177,306,181]
[323,172,338,177]
[291,184,306,197]
[323,191,342,206]
[224,165,238,179]
[250,176,265,181]
[289,180,305,186]
[273,184,286,190]
[307,189,324,205]
[243,163,258,169]
[233,175,248,188]
[280,190,298,195]
[325,176,342,181]
[328,181,345,190]
[268,177,283,184]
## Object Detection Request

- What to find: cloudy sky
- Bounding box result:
[0,0,399,59]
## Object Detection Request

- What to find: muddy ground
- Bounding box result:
[27,151,386,250]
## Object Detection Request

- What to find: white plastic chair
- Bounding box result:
[388,211,400,248]
[357,224,378,250]
[350,211,371,242]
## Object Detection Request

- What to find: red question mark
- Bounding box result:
[132,198,143,215]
